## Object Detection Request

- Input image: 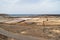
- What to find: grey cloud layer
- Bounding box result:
[0,0,60,14]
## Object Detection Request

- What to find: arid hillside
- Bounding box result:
[0,15,60,40]
[0,23,60,40]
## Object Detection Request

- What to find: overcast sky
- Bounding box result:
[0,0,60,14]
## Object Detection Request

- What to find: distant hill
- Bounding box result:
[28,14,60,18]
[0,14,9,16]
[0,14,60,18]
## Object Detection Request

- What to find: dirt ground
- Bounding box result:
[0,23,60,40]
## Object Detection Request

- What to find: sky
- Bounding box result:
[0,0,60,14]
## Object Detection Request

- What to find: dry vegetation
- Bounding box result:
[0,23,60,40]
[0,15,60,40]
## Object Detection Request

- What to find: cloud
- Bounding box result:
[0,0,60,14]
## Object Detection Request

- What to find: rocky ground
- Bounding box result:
[0,23,60,40]
[0,15,60,40]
